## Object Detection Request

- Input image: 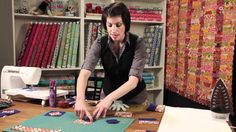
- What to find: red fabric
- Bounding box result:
[37,23,52,67]
[17,22,33,66]
[41,23,57,68]
[33,23,48,67]
[29,23,44,66]
[25,23,41,66]
[20,23,38,66]
[47,23,60,68]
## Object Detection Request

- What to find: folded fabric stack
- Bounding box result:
[0,98,13,109]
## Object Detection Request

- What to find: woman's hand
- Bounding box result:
[74,99,94,122]
[93,98,113,119]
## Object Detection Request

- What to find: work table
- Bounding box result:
[0,101,164,132]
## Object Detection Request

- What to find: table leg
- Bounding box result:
[41,100,46,106]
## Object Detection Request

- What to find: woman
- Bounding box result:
[74,2,147,122]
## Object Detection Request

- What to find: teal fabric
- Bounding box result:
[4,111,134,132]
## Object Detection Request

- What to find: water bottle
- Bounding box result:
[49,80,57,107]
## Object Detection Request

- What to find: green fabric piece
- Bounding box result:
[4,111,134,132]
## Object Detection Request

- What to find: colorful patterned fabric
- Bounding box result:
[47,23,60,68]
[25,22,41,66]
[41,23,57,68]
[33,23,48,67]
[67,22,76,68]
[29,22,44,66]
[50,22,64,68]
[37,23,52,67]
[20,22,38,66]
[165,0,236,106]
[62,22,72,68]
[57,22,69,68]
[71,22,80,68]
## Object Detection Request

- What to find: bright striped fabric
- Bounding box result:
[165,0,236,106]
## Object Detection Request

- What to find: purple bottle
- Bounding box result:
[49,80,57,107]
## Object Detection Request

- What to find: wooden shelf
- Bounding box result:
[15,13,81,20]
[117,0,164,3]
[131,20,164,24]
[147,86,162,91]
[41,68,80,71]
[144,66,164,69]
[84,13,164,24]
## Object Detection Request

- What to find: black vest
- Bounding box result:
[100,33,146,101]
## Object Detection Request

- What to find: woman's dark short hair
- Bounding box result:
[101,2,131,32]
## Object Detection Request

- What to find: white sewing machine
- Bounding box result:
[1,66,68,106]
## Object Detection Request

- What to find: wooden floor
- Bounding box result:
[0,101,164,132]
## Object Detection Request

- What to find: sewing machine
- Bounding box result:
[1,66,68,106]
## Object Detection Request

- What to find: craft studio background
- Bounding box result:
[0,0,236,132]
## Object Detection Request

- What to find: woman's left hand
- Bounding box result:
[93,98,113,119]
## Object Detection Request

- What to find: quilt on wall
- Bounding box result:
[165,0,236,106]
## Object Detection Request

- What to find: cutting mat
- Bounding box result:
[4,111,134,132]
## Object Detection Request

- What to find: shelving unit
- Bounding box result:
[1,0,166,104]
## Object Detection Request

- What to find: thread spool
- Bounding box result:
[49,80,57,107]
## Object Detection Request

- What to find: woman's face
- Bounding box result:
[106,16,125,43]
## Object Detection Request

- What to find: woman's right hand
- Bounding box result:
[74,99,94,122]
